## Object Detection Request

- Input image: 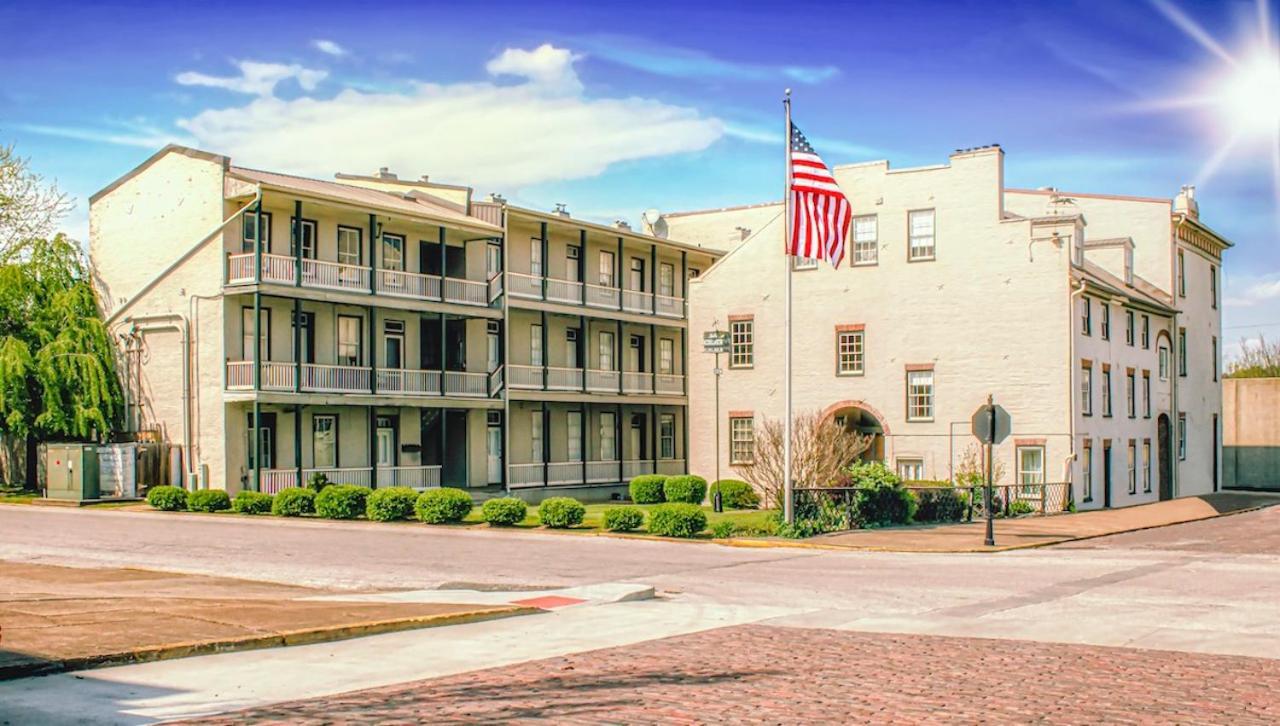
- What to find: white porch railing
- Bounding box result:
[657,459,686,476]
[507,364,543,389]
[546,278,584,304]
[379,268,439,300]
[655,374,684,395]
[655,294,684,318]
[584,284,620,310]
[302,363,371,393]
[260,361,296,391]
[621,290,653,313]
[261,254,297,284]
[227,360,254,389]
[443,371,488,397]
[547,461,585,485]
[227,253,255,284]
[304,258,369,292]
[586,369,620,392]
[444,278,488,306]
[508,463,545,487]
[506,272,543,299]
[488,274,504,304]
[547,366,584,391]
[304,467,372,488]
[623,460,655,479]
[585,460,621,483]
[622,372,654,394]
[509,460,628,488]
[257,469,298,494]
[376,368,441,395]
[377,465,441,489]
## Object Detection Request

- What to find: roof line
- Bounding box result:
[1006,187,1171,205]
[90,144,228,205]
[661,200,782,219]
[507,206,723,257]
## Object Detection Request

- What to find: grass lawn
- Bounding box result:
[462,502,777,537]
[0,491,37,504]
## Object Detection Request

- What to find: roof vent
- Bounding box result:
[553,203,570,218]
[419,174,430,183]
[376,167,397,180]
[488,193,507,204]
[1174,184,1199,218]
[613,219,631,230]
[735,226,752,241]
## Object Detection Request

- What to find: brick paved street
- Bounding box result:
[1074,501,1280,554]
[194,625,1280,725]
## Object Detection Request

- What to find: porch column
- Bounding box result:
[651,404,658,471]
[616,403,624,484]
[294,404,303,487]
[616,319,623,395]
[440,407,448,485]
[649,323,657,394]
[369,213,378,294]
[615,236,623,310]
[542,404,551,487]
[540,222,548,300]
[439,226,447,299]
[439,312,447,395]
[682,405,689,475]
[293,200,302,288]
[251,400,261,492]
[680,328,687,395]
[581,403,589,485]
[368,405,377,489]
[578,229,587,304]
[578,314,586,392]
[368,305,377,394]
[253,199,263,282]
[650,244,657,314]
[293,298,301,393]
[680,250,687,297]
[252,291,262,392]
[540,309,548,390]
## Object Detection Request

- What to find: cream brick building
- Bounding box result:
[654,145,1229,508]
[90,146,718,499]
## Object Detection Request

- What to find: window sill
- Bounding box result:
[851,260,878,268]
[836,371,865,377]
[906,417,935,423]
[906,256,936,263]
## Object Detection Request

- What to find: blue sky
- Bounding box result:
[2,0,1277,352]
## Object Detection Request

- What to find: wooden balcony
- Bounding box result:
[227,253,495,308]
[227,361,493,398]
[506,364,683,397]
[505,272,684,319]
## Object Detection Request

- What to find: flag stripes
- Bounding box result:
[787,124,851,268]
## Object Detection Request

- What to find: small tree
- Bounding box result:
[1226,335,1280,378]
[955,443,1006,487]
[735,410,871,509]
[0,145,72,254]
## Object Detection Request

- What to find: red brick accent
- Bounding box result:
[1014,438,1046,447]
[904,363,934,372]
[727,314,753,322]
[818,400,891,436]
[727,410,753,418]
[1081,359,1093,368]
[835,323,865,332]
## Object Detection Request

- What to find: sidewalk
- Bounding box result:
[0,561,533,680]
[748,492,1280,553]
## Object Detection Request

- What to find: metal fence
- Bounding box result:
[793,481,1072,531]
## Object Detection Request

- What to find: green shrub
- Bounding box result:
[187,489,231,513]
[232,490,273,515]
[366,487,418,522]
[306,471,330,493]
[315,484,369,520]
[1009,500,1035,516]
[710,520,738,539]
[845,461,916,527]
[415,488,474,524]
[913,487,966,523]
[271,487,316,517]
[663,475,708,504]
[629,474,667,504]
[146,485,187,511]
[602,506,644,532]
[481,497,528,526]
[647,503,707,537]
[709,479,760,509]
[538,497,586,528]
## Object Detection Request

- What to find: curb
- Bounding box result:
[0,605,538,682]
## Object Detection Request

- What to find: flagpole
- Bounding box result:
[783,88,794,526]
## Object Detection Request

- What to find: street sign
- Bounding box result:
[703,330,730,354]
[971,403,1011,445]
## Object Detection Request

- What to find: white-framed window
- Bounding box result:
[530,324,543,366]
[837,330,864,375]
[908,209,935,260]
[1102,367,1112,417]
[599,250,616,287]
[531,411,544,460]
[1081,298,1092,336]
[530,237,543,277]
[1178,413,1187,460]
[1159,343,1170,380]
[659,338,674,374]
[600,411,617,460]
[337,226,362,266]
[1142,372,1151,418]
[659,262,675,297]
[567,411,582,462]
[1017,445,1045,495]
[906,369,934,421]
[853,215,878,265]
[337,315,362,367]
[1141,315,1150,349]
[599,331,615,371]
[730,416,754,464]
[1125,310,1135,346]
[241,307,270,361]
[1081,363,1092,415]
[565,245,580,282]
[896,458,924,481]
[1126,370,1136,418]
[1142,439,1152,493]
[381,233,405,271]
[730,319,754,368]
[313,414,337,468]
[660,414,676,459]
[1127,440,1137,494]
[1081,440,1093,502]
[792,255,819,270]
[242,210,272,252]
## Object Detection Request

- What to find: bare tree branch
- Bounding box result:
[734,410,871,508]
[0,145,73,256]
[1226,335,1280,378]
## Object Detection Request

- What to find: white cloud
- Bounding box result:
[176,60,328,96]
[1224,273,1280,308]
[578,35,838,85]
[14,123,188,149]
[312,39,348,57]
[175,45,722,190]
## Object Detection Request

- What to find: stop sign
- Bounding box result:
[971,403,1011,445]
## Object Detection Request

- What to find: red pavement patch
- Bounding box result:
[508,595,586,609]
[191,625,1280,724]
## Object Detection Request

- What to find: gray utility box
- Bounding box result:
[46,444,100,501]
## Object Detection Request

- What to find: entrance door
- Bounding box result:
[1103,441,1113,508]
[1157,413,1173,500]
[486,423,502,484]
[487,322,500,374]
[630,414,646,460]
[246,412,277,472]
[376,426,396,468]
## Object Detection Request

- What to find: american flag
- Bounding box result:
[788,122,851,267]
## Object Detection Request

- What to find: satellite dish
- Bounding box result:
[642,208,668,238]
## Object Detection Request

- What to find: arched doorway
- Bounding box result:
[1157,413,1172,500]
[821,401,888,463]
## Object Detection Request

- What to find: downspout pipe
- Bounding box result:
[117,314,191,482]
[1065,277,1087,493]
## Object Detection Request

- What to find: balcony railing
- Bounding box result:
[507,271,543,299]
[505,271,685,320]
[586,460,622,483]
[508,364,543,389]
[546,278,583,304]
[507,459,686,489]
[622,460,655,479]
[585,283,621,310]
[226,254,493,307]
[377,465,442,489]
[655,374,685,395]
[585,369,620,393]
[228,362,492,398]
[547,366,585,391]
[655,294,684,318]
[622,372,654,394]
[621,290,653,314]
[506,365,680,396]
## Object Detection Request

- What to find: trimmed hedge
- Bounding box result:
[271,487,316,517]
[709,479,760,509]
[629,475,667,504]
[366,487,418,522]
[914,487,966,523]
[232,490,273,515]
[538,497,586,528]
[602,506,644,532]
[415,488,473,524]
[647,503,707,538]
[146,485,187,511]
[315,484,369,520]
[187,489,231,512]
[663,475,707,504]
[481,497,528,526]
